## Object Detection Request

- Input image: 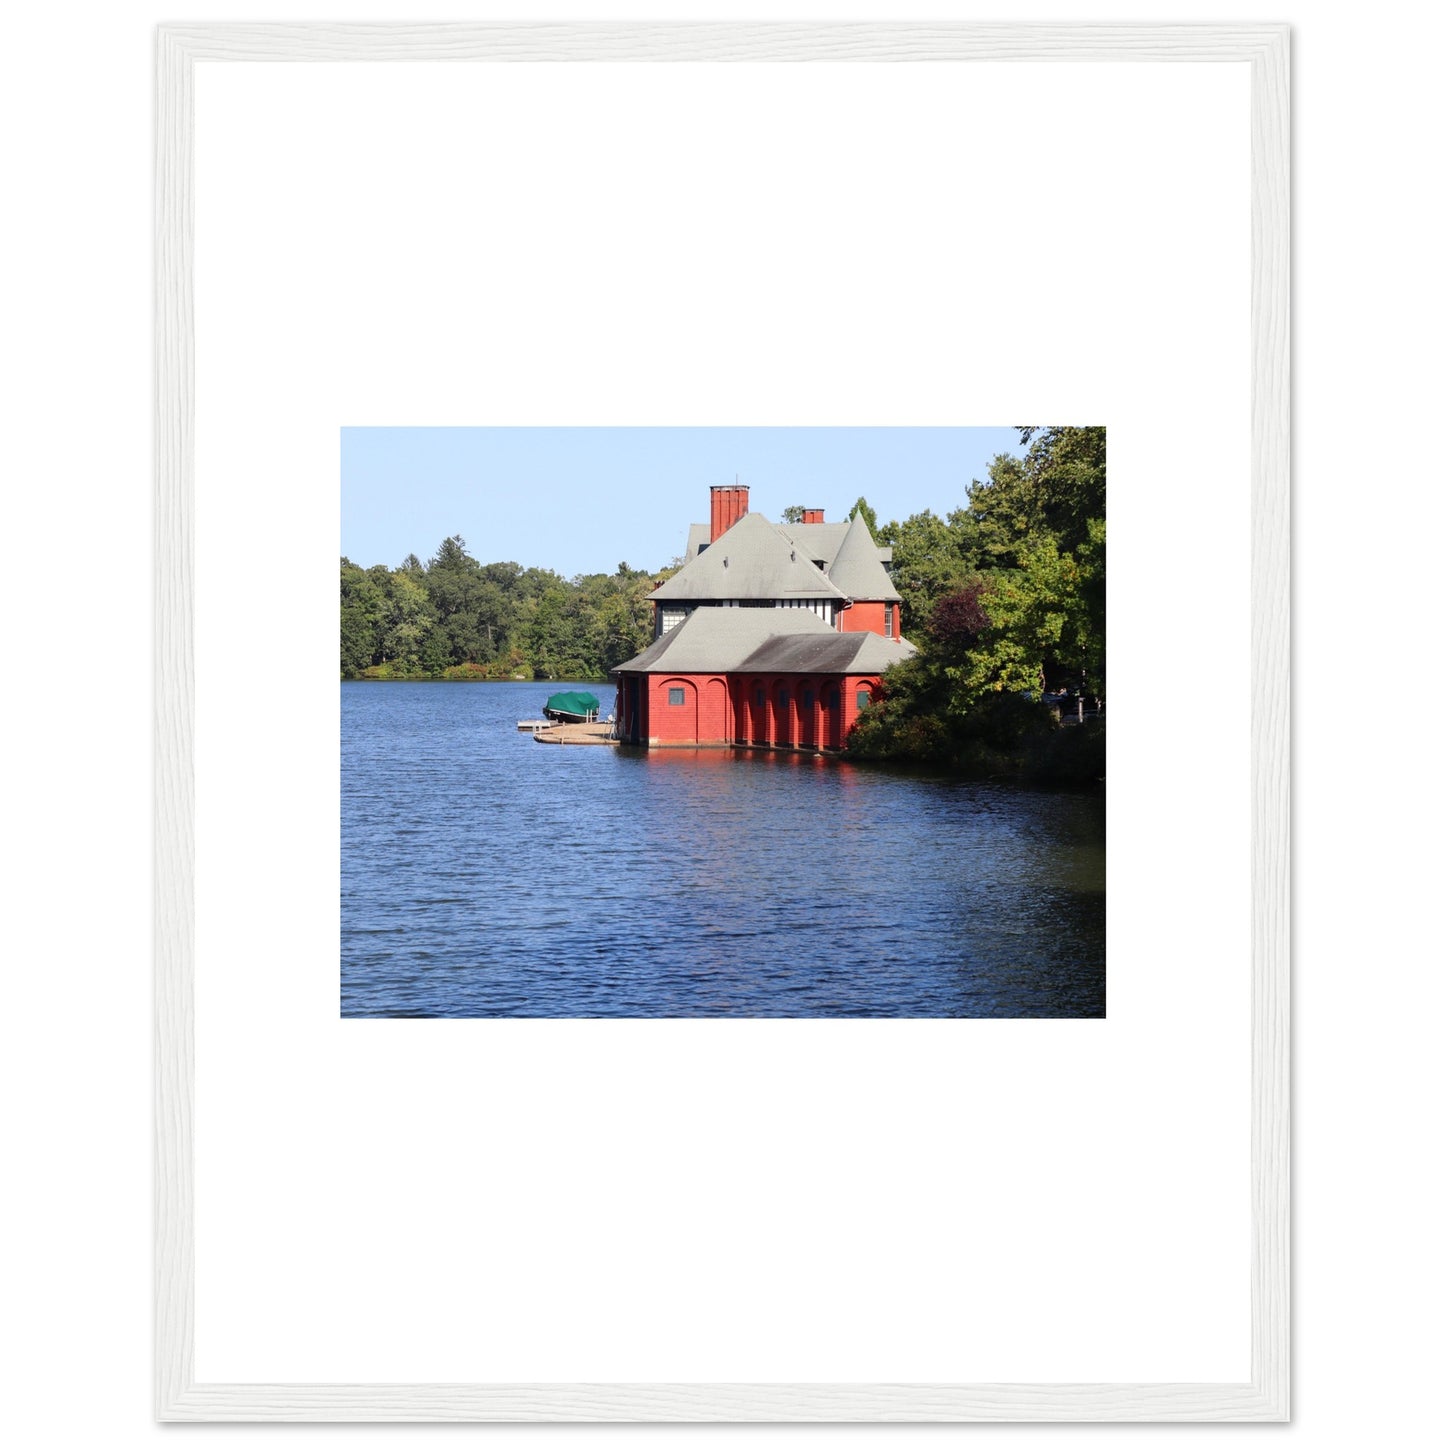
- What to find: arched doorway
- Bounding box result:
[747,680,769,746]
[704,677,729,744]
[772,680,794,748]
[798,682,818,750]
[822,682,843,749]
[623,676,642,743]
[658,677,699,744]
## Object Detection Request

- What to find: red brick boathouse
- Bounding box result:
[612,487,915,749]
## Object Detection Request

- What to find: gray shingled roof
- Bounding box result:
[776,520,852,566]
[614,607,834,673]
[844,630,917,671]
[683,522,711,562]
[782,519,894,574]
[825,511,902,601]
[611,606,917,676]
[652,511,848,602]
[737,629,916,674]
[772,526,825,563]
[683,517,886,570]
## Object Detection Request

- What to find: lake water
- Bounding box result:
[342,681,1105,1018]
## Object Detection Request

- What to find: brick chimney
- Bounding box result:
[801,507,824,524]
[709,484,750,542]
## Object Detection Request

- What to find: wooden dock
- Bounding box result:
[532,721,618,746]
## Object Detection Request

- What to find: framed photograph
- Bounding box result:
[157,23,1288,1422]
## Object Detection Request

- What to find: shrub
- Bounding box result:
[1032,717,1106,785]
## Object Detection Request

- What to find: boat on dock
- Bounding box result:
[541,690,601,724]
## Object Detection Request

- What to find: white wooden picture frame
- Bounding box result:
[156,22,1288,1422]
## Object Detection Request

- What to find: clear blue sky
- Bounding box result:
[341,427,1030,578]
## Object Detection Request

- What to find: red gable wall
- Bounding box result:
[839,600,897,637]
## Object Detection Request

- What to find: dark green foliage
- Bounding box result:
[1032,718,1107,785]
[877,506,982,632]
[848,668,1102,783]
[848,668,1062,773]
[339,537,664,681]
[969,426,1105,569]
[850,425,1105,779]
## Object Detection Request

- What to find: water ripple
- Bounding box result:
[341,682,1105,1018]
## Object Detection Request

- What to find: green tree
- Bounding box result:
[526,583,579,678]
[1070,517,1105,694]
[423,535,488,664]
[952,538,1086,703]
[968,426,1105,568]
[340,558,385,676]
[589,569,660,673]
[378,567,437,672]
[877,508,981,631]
[340,560,409,675]
[429,534,474,572]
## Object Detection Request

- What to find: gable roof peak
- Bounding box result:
[827,510,902,601]
[651,509,847,602]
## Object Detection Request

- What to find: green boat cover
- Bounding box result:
[543,690,601,718]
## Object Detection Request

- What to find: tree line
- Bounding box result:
[340,538,671,680]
